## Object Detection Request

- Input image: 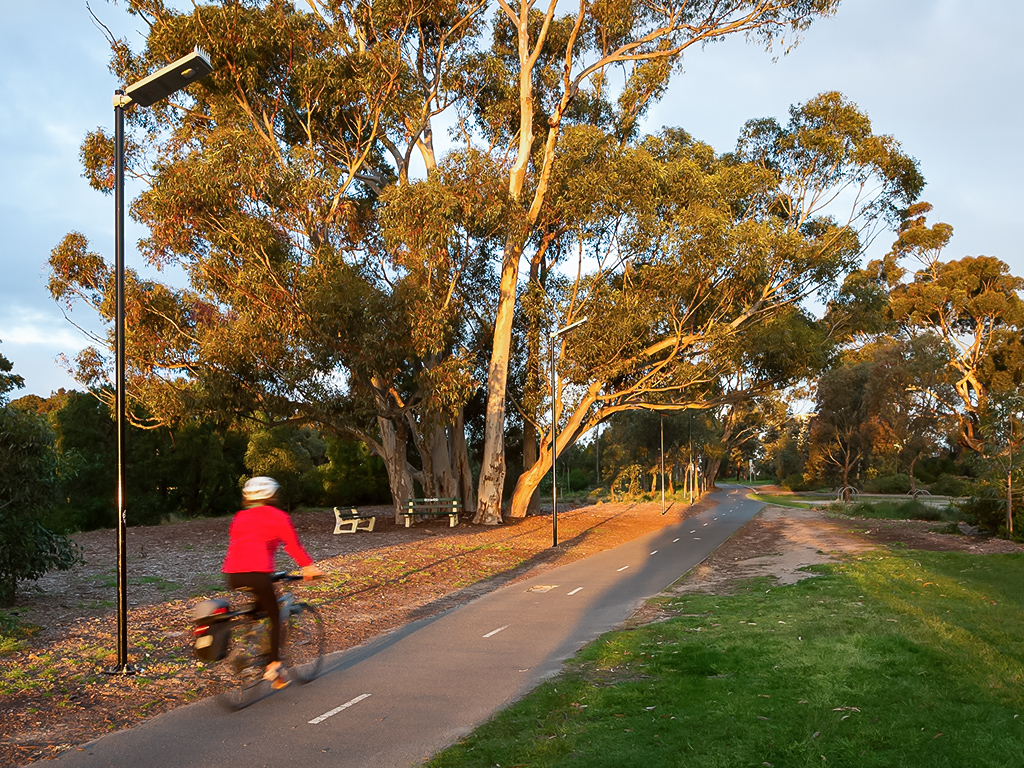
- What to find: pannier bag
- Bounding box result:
[192,598,231,662]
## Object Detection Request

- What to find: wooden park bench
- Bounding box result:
[401,497,462,528]
[333,507,377,534]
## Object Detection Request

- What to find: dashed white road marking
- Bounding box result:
[567,587,583,596]
[673,538,680,543]
[690,530,696,534]
[650,550,658,555]
[309,693,371,725]
[617,566,630,572]
[483,625,509,638]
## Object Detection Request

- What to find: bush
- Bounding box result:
[781,473,809,492]
[956,487,1007,535]
[0,406,81,605]
[929,474,972,497]
[840,499,954,522]
[863,474,911,494]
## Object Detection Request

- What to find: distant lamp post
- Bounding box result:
[549,317,587,547]
[110,49,213,674]
[1009,412,1020,537]
[660,414,666,514]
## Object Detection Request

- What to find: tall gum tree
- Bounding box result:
[882,207,1024,453]
[504,93,922,518]
[49,0,489,521]
[470,0,844,524]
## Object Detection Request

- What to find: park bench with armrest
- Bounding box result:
[333,507,377,534]
[402,497,462,528]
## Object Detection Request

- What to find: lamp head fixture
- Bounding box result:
[117,47,213,108]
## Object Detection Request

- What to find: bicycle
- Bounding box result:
[193,571,326,710]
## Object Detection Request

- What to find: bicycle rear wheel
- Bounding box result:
[216,616,268,711]
[282,602,325,684]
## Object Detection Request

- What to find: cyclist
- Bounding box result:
[222,476,324,688]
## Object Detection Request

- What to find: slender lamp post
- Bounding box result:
[110,49,213,673]
[660,414,666,514]
[1009,413,1018,537]
[549,317,587,547]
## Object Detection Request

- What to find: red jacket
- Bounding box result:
[222,505,314,574]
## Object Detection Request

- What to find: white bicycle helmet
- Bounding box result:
[242,476,280,503]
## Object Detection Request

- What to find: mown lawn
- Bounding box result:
[428,550,1024,767]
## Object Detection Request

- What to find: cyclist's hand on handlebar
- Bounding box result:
[301,564,325,581]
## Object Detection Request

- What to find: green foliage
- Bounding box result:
[318,436,391,506]
[428,550,1024,768]
[244,426,324,508]
[863,474,911,494]
[837,499,956,522]
[0,404,81,606]
[955,485,1008,534]
[781,472,810,492]
[929,474,973,497]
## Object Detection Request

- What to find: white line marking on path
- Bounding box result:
[483,625,509,638]
[309,694,371,725]
[568,587,583,595]
[673,538,680,543]
[650,550,658,555]
[617,566,630,572]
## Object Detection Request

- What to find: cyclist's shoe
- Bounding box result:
[263,661,290,690]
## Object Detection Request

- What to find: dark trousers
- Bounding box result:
[226,571,280,663]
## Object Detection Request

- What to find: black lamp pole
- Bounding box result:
[109,50,213,673]
[549,317,587,547]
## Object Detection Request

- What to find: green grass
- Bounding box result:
[831,499,961,522]
[750,492,821,509]
[428,551,1024,768]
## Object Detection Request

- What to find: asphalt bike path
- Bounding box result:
[44,486,763,768]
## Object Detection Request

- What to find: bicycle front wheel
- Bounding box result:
[282,602,325,684]
[216,616,268,711]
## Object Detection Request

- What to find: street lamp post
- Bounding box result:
[110,49,213,673]
[1009,413,1018,537]
[549,317,587,548]
[660,414,666,514]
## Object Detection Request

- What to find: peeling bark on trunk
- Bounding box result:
[429,423,459,499]
[451,410,476,514]
[377,415,414,524]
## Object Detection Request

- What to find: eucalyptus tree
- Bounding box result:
[49,0,491,520]
[467,0,845,524]
[838,204,1024,455]
[503,93,922,518]
[885,208,1024,453]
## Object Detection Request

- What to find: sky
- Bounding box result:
[1,0,1021,399]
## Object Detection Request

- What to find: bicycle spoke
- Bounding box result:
[216,617,268,710]
[282,602,325,684]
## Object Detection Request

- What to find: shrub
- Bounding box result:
[956,486,1007,535]
[0,406,81,605]
[929,474,972,497]
[863,474,911,494]
[781,473,809,492]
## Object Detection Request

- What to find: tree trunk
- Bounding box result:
[509,448,551,519]
[377,415,414,524]
[428,422,459,499]
[522,425,540,516]
[473,248,520,525]
[451,409,476,514]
